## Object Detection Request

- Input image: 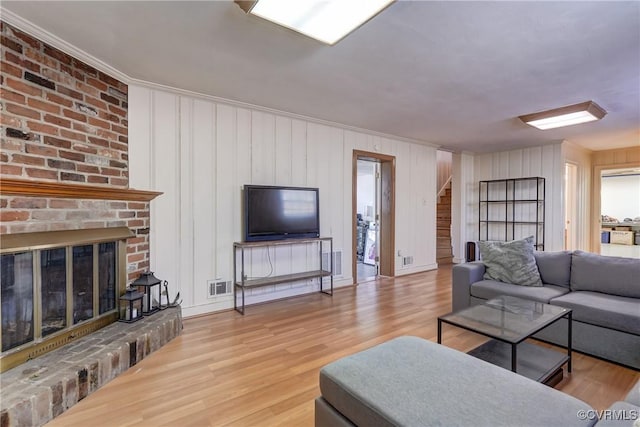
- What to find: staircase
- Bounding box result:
[436,184,453,264]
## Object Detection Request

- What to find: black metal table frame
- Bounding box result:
[233,237,334,315]
[438,308,572,376]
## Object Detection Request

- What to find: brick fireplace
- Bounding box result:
[0,17,157,359]
[0,19,181,426]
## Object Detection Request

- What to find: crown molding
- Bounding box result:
[130,78,440,149]
[1,7,438,150]
[0,7,131,84]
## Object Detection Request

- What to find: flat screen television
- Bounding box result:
[244,185,320,242]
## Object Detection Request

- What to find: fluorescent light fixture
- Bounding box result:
[237,0,394,45]
[519,101,607,130]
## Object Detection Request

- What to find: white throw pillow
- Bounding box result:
[478,236,543,287]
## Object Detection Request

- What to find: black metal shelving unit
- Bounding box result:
[478,177,545,250]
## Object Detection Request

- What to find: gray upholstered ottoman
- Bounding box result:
[316,336,597,427]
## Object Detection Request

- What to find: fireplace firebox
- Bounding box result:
[0,227,133,372]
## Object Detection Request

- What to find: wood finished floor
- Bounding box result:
[48,265,639,426]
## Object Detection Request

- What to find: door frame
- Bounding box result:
[564,162,578,251]
[592,161,640,253]
[352,150,396,284]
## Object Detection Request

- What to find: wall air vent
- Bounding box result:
[322,250,342,276]
[208,280,232,298]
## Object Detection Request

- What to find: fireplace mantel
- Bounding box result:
[0,178,163,201]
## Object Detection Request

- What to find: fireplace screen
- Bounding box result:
[1,252,34,352]
[99,242,116,315]
[2,244,115,352]
[73,245,94,324]
[41,248,67,337]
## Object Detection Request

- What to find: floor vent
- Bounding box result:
[208,280,232,298]
[322,250,342,276]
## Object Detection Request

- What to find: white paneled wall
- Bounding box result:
[128,85,438,317]
[451,152,474,263]
[470,143,565,251]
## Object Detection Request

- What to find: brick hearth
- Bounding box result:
[0,307,182,427]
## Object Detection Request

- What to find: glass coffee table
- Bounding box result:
[438,295,572,387]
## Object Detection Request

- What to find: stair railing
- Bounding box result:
[437,175,452,199]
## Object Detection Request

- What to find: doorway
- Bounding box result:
[355,159,379,280]
[352,150,395,284]
[598,167,640,259]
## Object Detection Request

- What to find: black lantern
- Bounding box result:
[118,287,144,322]
[132,271,164,315]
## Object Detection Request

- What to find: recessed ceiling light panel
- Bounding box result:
[519,101,607,130]
[241,0,394,45]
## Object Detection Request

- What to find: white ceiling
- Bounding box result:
[3,1,639,153]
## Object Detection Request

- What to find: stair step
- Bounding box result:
[437,185,452,258]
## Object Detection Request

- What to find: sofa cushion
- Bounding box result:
[478,236,543,287]
[471,280,569,303]
[550,291,640,335]
[591,401,640,427]
[626,380,640,406]
[570,250,640,298]
[534,250,572,288]
[319,336,596,427]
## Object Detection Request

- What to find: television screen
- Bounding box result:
[244,185,320,242]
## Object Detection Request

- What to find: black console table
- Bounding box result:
[233,237,333,314]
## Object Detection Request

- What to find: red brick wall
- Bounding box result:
[0,21,149,282]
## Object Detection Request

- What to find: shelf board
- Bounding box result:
[234,237,331,248]
[468,340,568,384]
[480,221,543,224]
[236,270,332,288]
[480,177,544,183]
[602,222,640,227]
[480,200,543,203]
[0,177,162,201]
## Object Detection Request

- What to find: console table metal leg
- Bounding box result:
[241,285,245,315]
[330,238,333,295]
[437,319,442,344]
[233,247,239,313]
[567,311,572,373]
[511,344,517,373]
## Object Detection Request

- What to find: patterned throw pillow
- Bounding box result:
[478,236,543,287]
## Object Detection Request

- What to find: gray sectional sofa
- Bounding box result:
[315,336,640,427]
[452,250,640,369]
